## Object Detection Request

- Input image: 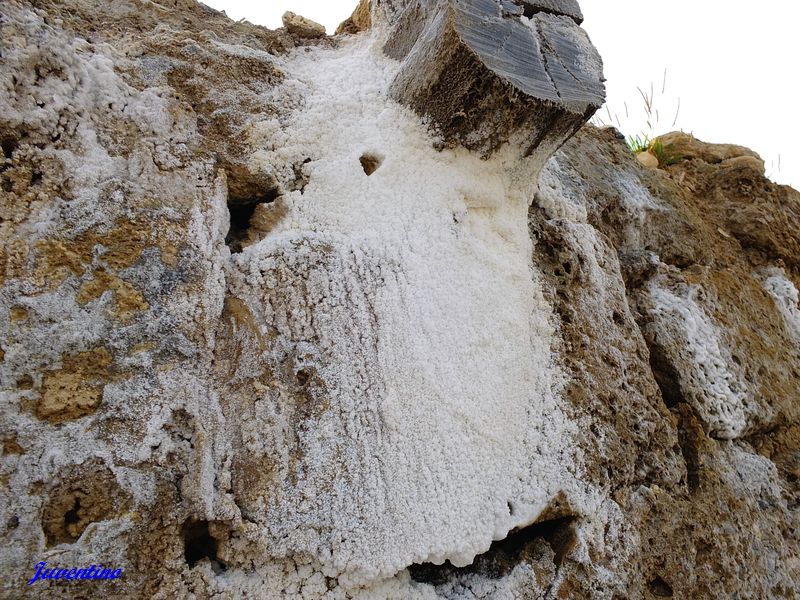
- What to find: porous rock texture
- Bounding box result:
[0,0,798,599]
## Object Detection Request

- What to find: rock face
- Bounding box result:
[0,1,798,599]
[533,126,800,597]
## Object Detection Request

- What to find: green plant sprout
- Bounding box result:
[591,69,683,166]
[625,133,651,154]
[649,139,683,167]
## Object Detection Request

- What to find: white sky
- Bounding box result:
[203,1,799,188]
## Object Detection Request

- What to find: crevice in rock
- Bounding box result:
[289,158,311,192]
[296,367,311,386]
[643,333,707,491]
[520,2,536,18]
[529,17,562,105]
[513,0,583,23]
[182,519,226,572]
[64,497,81,530]
[225,192,278,253]
[41,462,130,547]
[674,403,706,493]
[408,515,577,585]
[647,341,683,409]
[1,136,17,161]
[16,374,33,389]
[648,575,674,597]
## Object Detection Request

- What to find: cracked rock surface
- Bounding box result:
[0,0,798,598]
[385,0,604,160]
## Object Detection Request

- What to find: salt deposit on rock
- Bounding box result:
[1,0,798,598]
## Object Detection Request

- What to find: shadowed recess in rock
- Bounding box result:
[512,0,583,23]
[182,520,226,573]
[409,515,577,584]
[225,192,278,253]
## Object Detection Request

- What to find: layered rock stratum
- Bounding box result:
[0,0,798,598]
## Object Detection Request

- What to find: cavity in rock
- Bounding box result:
[182,519,226,572]
[226,192,277,253]
[408,515,577,584]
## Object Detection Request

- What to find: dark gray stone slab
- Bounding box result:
[516,0,583,23]
[534,12,605,111]
[383,0,604,160]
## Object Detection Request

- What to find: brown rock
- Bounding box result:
[636,150,659,169]
[720,153,766,175]
[531,125,800,595]
[336,0,372,34]
[41,460,131,546]
[658,131,762,164]
[77,269,149,322]
[282,11,326,39]
[37,348,113,423]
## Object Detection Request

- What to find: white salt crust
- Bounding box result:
[647,282,752,439]
[223,27,582,590]
[758,267,800,342]
[0,5,594,597]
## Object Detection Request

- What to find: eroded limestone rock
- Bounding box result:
[530,126,799,596]
[336,0,372,35]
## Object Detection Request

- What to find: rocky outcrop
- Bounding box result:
[531,125,800,598]
[336,0,372,35]
[0,0,798,598]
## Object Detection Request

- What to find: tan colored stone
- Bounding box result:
[35,220,148,288]
[282,11,326,39]
[658,131,762,164]
[2,438,24,455]
[244,198,289,248]
[9,306,28,321]
[636,150,659,169]
[531,124,800,596]
[77,269,149,322]
[721,154,766,175]
[37,348,113,423]
[336,0,371,35]
[41,460,131,546]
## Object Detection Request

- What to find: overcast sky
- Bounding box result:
[203,1,798,189]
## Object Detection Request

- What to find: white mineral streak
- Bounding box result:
[536,154,590,222]
[758,267,800,342]
[647,281,751,439]
[226,30,579,584]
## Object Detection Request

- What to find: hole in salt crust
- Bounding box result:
[359,153,383,175]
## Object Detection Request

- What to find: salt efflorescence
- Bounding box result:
[3,1,799,597]
[646,281,752,440]
[759,267,800,341]
[225,29,579,583]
